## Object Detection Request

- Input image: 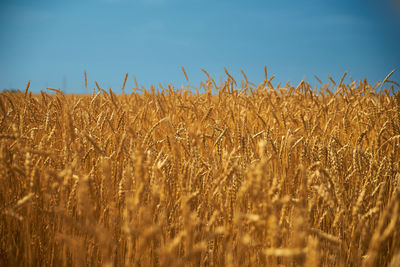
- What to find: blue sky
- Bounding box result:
[0,0,399,93]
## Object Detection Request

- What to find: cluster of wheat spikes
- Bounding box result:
[1,68,400,266]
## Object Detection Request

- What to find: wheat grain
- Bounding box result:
[1,69,399,266]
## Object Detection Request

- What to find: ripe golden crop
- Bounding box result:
[1,71,400,266]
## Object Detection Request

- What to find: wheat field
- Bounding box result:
[1,70,400,266]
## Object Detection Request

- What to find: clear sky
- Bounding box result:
[1,0,400,93]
